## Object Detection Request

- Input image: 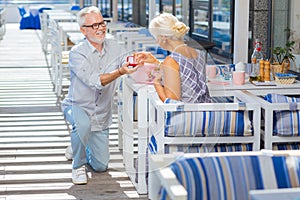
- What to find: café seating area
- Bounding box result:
[148,90,261,154]
[1,0,300,199]
[117,58,300,197]
[30,6,300,199]
[119,69,300,195]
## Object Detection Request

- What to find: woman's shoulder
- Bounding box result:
[171,47,202,60]
[163,56,180,70]
[164,55,178,64]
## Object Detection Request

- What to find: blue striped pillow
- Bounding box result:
[264,93,300,136]
[164,143,253,153]
[148,135,253,154]
[273,143,300,150]
[272,156,300,188]
[159,156,265,200]
[164,98,253,137]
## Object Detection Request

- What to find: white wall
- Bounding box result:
[290,0,300,54]
[290,0,300,69]
[233,0,249,64]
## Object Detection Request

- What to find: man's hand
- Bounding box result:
[119,60,143,75]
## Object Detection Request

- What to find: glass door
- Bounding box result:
[190,0,234,63]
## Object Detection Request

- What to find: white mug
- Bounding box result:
[235,62,246,71]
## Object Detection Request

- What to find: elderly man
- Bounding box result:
[61,6,140,184]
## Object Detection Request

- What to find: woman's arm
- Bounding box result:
[153,76,167,102]
[134,52,181,102]
[155,56,181,102]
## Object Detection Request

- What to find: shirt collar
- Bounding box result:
[85,38,107,55]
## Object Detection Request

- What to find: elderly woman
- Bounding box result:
[135,13,211,103]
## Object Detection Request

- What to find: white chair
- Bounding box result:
[148,90,261,155]
[148,150,300,200]
[116,31,144,42]
[122,89,260,195]
[244,90,300,150]
[48,19,70,98]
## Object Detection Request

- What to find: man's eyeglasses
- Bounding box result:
[82,21,107,30]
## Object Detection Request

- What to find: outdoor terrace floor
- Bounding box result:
[0,23,148,200]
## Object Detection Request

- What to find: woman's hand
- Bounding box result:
[134,52,160,65]
[153,72,162,85]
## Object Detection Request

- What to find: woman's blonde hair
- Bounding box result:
[149,13,189,40]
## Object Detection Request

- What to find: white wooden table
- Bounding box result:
[57,22,80,50]
[40,11,76,53]
[208,77,300,96]
[120,76,154,194]
[66,32,85,45]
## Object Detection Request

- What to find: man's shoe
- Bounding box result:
[65,145,73,160]
[72,165,87,185]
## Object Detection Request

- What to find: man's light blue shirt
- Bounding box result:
[62,38,127,131]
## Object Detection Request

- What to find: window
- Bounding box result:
[158,0,183,20]
[190,0,234,63]
[0,0,71,3]
[161,0,173,14]
[116,0,133,21]
[98,0,112,17]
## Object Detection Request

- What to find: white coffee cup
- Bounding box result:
[235,61,246,71]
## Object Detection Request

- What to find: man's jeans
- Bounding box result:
[64,105,109,171]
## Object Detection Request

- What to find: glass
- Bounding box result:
[217,64,234,80]
[191,0,234,63]
[98,0,111,17]
[272,0,289,53]
[82,21,107,29]
[161,0,173,14]
[223,68,232,80]
[212,0,232,54]
[192,0,209,39]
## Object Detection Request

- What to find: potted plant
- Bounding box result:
[271,29,296,74]
[272,40,295,65]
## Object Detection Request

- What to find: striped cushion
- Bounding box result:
[164,98,253,137]
[159,155,265,200]
[164,143,253,153]
[159,155,300,200]
[272,156,300,188]
[264,93,300,136]
[273,143,300,150]
[148,135,253,154]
